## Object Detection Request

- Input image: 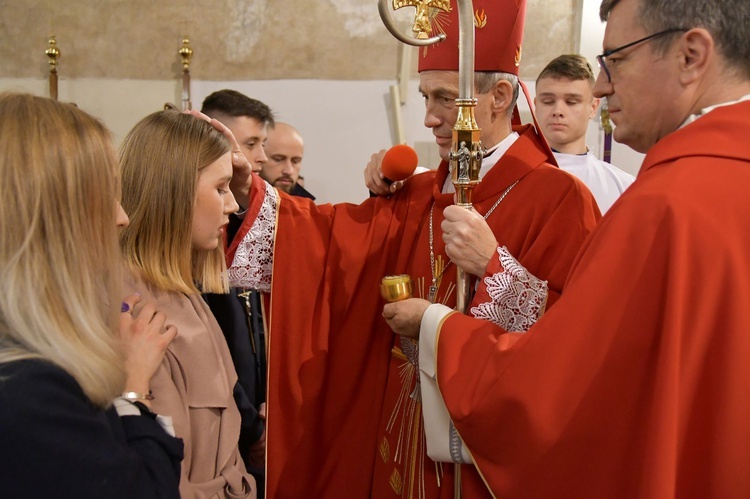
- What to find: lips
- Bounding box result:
[607,108,621,124]
[435,136,452,147]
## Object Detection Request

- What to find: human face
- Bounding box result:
[534,77,598,154]
[222,116,268,173]
[261,124,304,193]
[191,152,238,251]
[419,71,498,161]
[592,0,685,153]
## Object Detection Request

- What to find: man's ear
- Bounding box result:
[678,28,713,86]
[492,79,514,117]
[589,97,600,119]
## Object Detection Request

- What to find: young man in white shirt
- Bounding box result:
[535,54,634,213]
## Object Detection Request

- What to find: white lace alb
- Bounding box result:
[226,185,278,291]
[470,246,548,332]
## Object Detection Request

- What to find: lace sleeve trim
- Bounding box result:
[226,185,277,291]
[469,246,548,332]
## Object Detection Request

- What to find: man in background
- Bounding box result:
[262,122,315,199]
[535,54,634,213]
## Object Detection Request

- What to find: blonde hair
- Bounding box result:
[119,111,231,294]
[0,93,125,407]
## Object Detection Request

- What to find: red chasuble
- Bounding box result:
[433,102,750,498]
[229,125,599,497]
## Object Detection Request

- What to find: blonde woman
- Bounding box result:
[0,93,182,498]
[119,111,255,499]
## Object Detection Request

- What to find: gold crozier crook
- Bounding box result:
[392,0,452,39]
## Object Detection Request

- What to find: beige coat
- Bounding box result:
[125,274,256,499]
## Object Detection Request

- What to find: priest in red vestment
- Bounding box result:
[384,0,750,497]
[224,1,599,497]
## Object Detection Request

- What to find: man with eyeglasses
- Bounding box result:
[383,0,750,496]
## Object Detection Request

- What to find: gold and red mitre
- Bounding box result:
[417,0,527,74]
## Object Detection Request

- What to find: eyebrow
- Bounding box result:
[418,85,456,96]
[537,92,585,99]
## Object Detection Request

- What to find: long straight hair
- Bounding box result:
[0,93,125,407]
[119,111,231,294]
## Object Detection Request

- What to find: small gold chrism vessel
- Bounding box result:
[380,274,413,302]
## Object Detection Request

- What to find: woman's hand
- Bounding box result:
[119,294,178,405]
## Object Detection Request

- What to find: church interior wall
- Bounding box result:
[0,0,643,204]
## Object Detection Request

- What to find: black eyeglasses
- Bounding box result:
[596,27,688,82]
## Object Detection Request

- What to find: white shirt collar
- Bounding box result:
[680,93,750,128]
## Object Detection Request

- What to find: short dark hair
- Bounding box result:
[200,89,275,126]
[599,0,750,79]
[536,54,595,86]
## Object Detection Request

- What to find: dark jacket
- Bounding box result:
[0,358,183,499]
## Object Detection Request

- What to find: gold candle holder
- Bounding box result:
[45,34,61,101]
[380,274,413,303]
[178,34,193,110]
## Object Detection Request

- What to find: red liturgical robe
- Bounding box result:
[229,125,599,497]
[430,101,750,498]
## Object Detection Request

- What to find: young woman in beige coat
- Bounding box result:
[119,111,256,499]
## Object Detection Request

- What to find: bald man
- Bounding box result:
[260,122,313,198]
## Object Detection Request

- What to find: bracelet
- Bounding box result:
[121,391,154,401]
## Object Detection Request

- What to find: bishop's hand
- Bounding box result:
[442,205,498,277]
[186,109,253,210]
[383,298,431,339]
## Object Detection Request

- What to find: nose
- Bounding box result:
[254,147,268,169]
[281,160,294,175]
[592,71,611,99]
[225,190,240,214]
[552,101,564,117]
[424,103,442,129]
[116,201,130,228]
